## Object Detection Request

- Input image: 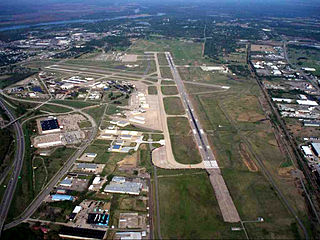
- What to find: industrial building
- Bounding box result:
[104,177,142,195]
[303,120,320,127]
[39,117,61,134]
[302,146,313,157]
[115,232,144,240]
[60,177,73,187]
[51,194,74,201]
[33,134,63,148]
[76,163,98,172]
[59,226,106,240]
[73,163,105,174]
[311,143,320,157]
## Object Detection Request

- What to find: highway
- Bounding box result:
[0,99,25,237]
[165,52,240,222]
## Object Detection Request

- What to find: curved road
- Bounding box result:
[0,99,25,237]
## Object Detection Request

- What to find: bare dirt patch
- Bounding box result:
[268,139,278,146]
[237,112,265,122]
[239,143,258,172]
[251,44,275,52]
[278,166,295,177]
[117,152,138,168]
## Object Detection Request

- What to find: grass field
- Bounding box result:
[23,60,58,70]
[189,74,308,238]
[161,86,179,95]
[38,104,71,113]
[83,105,106,125]
[288,45,320,76]
[50,99,98,109]
[127,39,211,66]
[167,117,202,164]
[33,157,47,194]
[161,80,175,85]
[158,172,245,239]
[167,117,190,135]
[160,67,173,79]
[148,86,157,95]
[78,120,92,128]
[185,83,224,94]
[64,58,156,75]
[163,97,185,115]
[157,53,169,66]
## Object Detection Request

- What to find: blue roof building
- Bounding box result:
[52,194,74,201]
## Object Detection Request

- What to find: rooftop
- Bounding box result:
[104,182,142,195]
[40,118,60,131]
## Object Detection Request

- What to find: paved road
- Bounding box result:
[165,52,240,223]
[2,96,98,231]
[0,99,25,237]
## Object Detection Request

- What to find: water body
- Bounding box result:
[0,13,166,32]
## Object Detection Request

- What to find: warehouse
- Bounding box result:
[311,143,320,157]
[51,194,74,201]
[61,83,74,90]
[60,177,73,187]
[40,117,61,134]
[104,181,142,195]
[73,163,105,174]
[34,134,63,148]
[303,120,320,127]
[301,146,313,157]
[59,226,106,240]
[297,100,318,106]
[76,163,98,172]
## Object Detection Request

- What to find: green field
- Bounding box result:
[148,86,157,95]
[158,172,245,239]
[83,105,106,125]
[161,80,175,85]
[163,97,185,115]
[50,99,98,109]
[160,67,173,79]
[167,117,202,164]
[38,104,71,113]
[128,39,211,66]
[189,75,308,238]
[288,45,320,76]
[32,157,47,194]
[23,60,58,70]
[185,83,223,94]
[32,147,76,195]
[78,120,92,128]
[161,86,179,95]
[157,53,169,65]
[167,117,191,135]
